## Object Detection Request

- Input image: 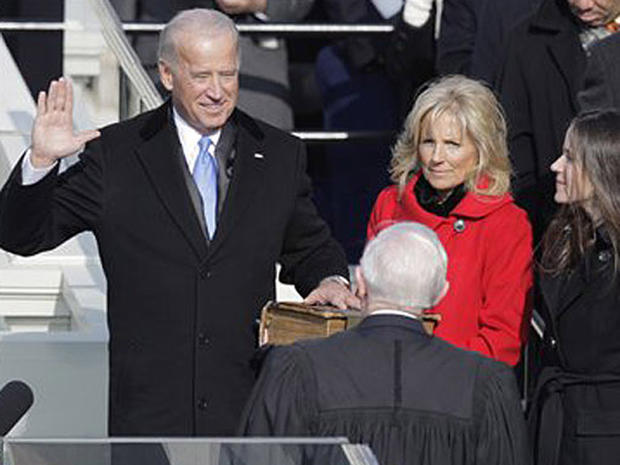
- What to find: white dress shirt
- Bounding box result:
[368,309,419,320]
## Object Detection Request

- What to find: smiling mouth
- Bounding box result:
[199,101,226,109]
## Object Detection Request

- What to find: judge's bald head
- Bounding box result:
[359,222,449,314]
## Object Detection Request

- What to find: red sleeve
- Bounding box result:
[367,187,399,241]
[464,206,533,366]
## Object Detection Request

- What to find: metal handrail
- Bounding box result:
[293,131,395,142]
[88,0,162,110]
[0,14,397,139]
[0,21,394,35]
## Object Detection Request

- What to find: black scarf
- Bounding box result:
[414,175,466,217]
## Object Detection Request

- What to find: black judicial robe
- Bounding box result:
[240,314,530,465]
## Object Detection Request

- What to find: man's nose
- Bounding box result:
[572,0,593,10]
[206,76,222,99]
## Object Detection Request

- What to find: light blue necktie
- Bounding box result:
[193,136,218,239]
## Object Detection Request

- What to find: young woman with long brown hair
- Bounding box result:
[530,109,620,465]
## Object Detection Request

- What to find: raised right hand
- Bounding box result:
[30,77,101,168]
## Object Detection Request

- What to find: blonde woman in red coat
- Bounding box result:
[367,75,533,366]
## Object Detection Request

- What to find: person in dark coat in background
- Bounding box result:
[315,0,437,262]
[498,0,620,240]
[0,9,357,436]
[240,222,530,465]
[437,0,538,82]
[578,32,620,113]
[529,110,620,465]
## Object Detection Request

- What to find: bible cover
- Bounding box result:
[259,301,362,346]
[259,301,441,345]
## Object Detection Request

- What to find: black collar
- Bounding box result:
[414,175,466,217]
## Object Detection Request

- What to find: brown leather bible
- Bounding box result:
[259,301,441,346]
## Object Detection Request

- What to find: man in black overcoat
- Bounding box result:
[497,0,620,239]
[240,222,530,465]
[0,8,357,436]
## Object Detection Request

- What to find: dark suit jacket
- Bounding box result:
[0,102,348,436]
[578,32,620,113]
[497,0,585,239]
[241,314,530,465]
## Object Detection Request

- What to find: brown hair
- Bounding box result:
[390,75,511,197]
[541,109,620,276]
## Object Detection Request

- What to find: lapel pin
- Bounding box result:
[254,152,264,159]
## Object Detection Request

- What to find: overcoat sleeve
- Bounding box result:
[436,0,478,75]
[366,187,398,240]
[497,30,537,194]
[239,345,314,436]
[0,143,104,255]
[465,206,533,365]
[278,141,349,297]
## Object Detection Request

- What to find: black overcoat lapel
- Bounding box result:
[547,30,585,113]
[533,0,584,114]
[134,104,209,260]
[540,268,586,340]
[207,111,267,255]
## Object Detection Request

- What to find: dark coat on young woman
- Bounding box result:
[530,230,620,465]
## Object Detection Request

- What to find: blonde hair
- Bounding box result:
[390,75,511,197]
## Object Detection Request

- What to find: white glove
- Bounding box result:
[403,0,434,27]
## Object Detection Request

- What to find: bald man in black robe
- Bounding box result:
[240,223,530,465]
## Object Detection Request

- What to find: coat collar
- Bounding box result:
[208,109,267,257]
[135,102,209,259]
[530,0,579,33]
[134,103,267,261]
[541,229,615,322]
[400,173,514,227]
[356,313,430,338]
[539,268,585,323]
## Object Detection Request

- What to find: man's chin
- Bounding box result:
[199,111,234,132]
[579,14,606,26]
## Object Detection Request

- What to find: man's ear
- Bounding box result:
[355,266,367,299]
[434,281,449,305]
[158,60,174,92]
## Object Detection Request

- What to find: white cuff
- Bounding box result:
[320,275,350,288]
[21,149,57,185]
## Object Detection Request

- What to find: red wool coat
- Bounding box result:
[367,174,533,365]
